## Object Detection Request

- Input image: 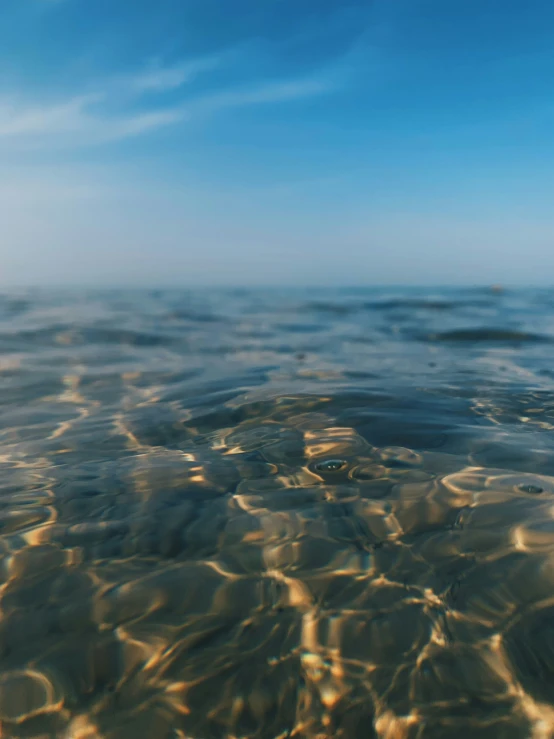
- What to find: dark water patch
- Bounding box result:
[0,372,65,405]
[234,329,276,339]
[343,370,380,380]
[471,440,554,475]
[0,325,74,348]
[0,298,30,317]
[124,404,199,447]
[275,322,327,334]
[344,335,377,344]
[424,328,551,344]
[165,309,223,323]
[305,301,358,315]
[363,297,497,312]
[0,326,179,349]
[365,298,460,311]
[159,368,273,406]
[504,604,554,704]
[200,342,320,355]
[81,327,178,347]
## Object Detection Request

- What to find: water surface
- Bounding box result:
[2,287,554,738]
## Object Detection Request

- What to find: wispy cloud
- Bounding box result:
[191,75,336,113]
[130,57,220,93]
[0,60,339,147]
[0,94,99,137]
[0,92,186,146]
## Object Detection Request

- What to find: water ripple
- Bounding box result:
[0,287,553,738]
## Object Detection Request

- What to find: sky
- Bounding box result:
[1,0,554,286]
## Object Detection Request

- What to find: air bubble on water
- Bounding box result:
[518,484,544,495]
[314,459,347,473]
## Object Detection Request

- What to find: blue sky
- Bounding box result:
[1,0,554,285]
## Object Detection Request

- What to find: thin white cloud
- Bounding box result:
[191,75,336,113]
[0,62,338,147]
[89,108,188,142]
[130,57,220,93]
[0,94,185,145]
[0,94,99,137]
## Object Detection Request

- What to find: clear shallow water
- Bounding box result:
[2,287,554,737]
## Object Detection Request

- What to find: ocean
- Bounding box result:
[1,286,554,738]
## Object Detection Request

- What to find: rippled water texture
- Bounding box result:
[3,287,554,738]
